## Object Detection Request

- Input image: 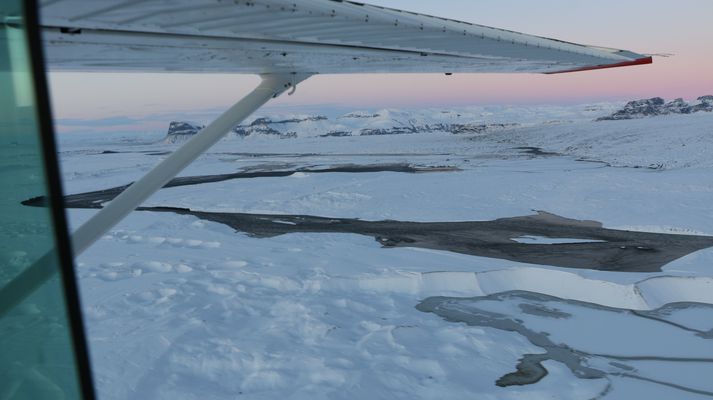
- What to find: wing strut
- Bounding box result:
[72,72,312,255]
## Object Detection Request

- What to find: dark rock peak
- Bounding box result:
[163,121,205,143]
[233,124,297,139]
[319,131,352,138]
[360,127,416,136]
[429,123,518,135]
[167,121,204,134]
[621,97,665,114]
[598,96,713,121]
[339,113,381,119]
[663,98,693,114]
[693,95,713,113]
[249,117,272,126]
[249,115,327,126]
[359,123,518,137]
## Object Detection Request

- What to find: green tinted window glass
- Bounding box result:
[0,1,90,398]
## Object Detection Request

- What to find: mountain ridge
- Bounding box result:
[161,96,712,143]
[598,95,713,121]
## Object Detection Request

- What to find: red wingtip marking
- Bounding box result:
[545,56,653,75]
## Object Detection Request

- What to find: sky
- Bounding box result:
[48,0,713,120]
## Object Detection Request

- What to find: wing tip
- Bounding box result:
[545,56,653,75]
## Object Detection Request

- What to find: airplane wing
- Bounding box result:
[39,0,651,75]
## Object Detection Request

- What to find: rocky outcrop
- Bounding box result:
[233,116,324,138]
[339,112,381,119]
[598,98,665,120]
[319,131,352,138]
[663,98,693,114]
[163,121,204,143]
[233,123,297,139]
[249,116,327,125]
[429,123,519,135]
[693,95,713,113]
[359,123,518,136]
[598,96,713,120]
[162,115,520,141]
[360,127,419,136]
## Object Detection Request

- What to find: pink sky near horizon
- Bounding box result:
[49,0,713,119]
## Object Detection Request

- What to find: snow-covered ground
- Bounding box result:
[57,104,713,399]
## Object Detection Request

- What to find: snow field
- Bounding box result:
[59,107,713,399]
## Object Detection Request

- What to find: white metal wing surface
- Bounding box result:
[40,0,652,75]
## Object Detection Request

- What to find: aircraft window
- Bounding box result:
[0,1,94,398]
